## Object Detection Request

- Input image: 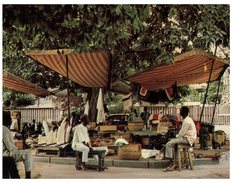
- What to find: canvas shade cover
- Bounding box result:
[25,49,111,88]
[3,71,51,96]
[127,50,229,90]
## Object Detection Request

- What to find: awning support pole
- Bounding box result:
[211,77,222,125]
[199,45,217,123]
[66,54,70,120]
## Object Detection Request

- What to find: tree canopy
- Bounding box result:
[3,5,230,110]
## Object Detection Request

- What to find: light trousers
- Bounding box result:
[11,149,33,172]
[73,142,98,163]
[165,137,189,159]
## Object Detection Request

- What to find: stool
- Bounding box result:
[75,150,106,171]
[176,144,194,171]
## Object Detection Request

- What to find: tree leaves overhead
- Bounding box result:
[3,4,230,91]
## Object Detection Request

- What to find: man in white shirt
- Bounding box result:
[163,106,197,172]
[72,114,98,170]
[3,111,33,178]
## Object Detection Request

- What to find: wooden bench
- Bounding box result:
[35,143,70,157]
[3,157,20,179]
[75,150,106,171]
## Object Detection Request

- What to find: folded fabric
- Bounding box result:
[141,149,160,159]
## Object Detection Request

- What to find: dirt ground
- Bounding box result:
[11,143,230,180]
[16,158,229,179]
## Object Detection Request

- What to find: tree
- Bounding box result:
[3,89,34,109]
[3,5,230,120]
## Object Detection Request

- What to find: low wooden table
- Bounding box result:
[35,143,69,157]
[131,130,160,137]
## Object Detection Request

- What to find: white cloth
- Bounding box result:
[84,100,89,115]
[3,126,33,172]
[177,116,197,146]
[96,88,105,123]
[10,119,19,131]
[65,126,72,143]
[141,149,160,159]
[122,93,133,111]
[72,123,97,163]
[42,120,53,136]
[72,123,90,145]
[56,117,68,145]
[92,146,109,155]
[114,138,129,146]
[165,116,197,159]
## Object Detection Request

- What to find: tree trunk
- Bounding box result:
[88,88,99,122]
[10,91,16,110]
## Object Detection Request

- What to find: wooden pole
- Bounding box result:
[199,45,218,123]
[66,54,70,120]
[211,78,222,124]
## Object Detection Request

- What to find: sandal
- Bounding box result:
[81,164,87,171]
[75,164,82,170]
[163,164,175,172]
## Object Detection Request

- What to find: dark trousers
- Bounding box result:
[3,157,20,179]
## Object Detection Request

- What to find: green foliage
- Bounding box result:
[3,89,34,109]
[3,5,229,107]
[105,93,124,113]
[205,81,224,104]
[182,81,224,104]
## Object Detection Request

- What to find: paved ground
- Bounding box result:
[28,159,230,179]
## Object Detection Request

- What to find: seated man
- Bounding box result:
[3,111,33,178]
[163,106,197,172]
[72,114,98,170]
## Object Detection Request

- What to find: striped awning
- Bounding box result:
[3,71,51,96]
[127,50,229,90]
[25,49,111,88]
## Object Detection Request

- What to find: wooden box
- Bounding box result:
[157,124,168,133]
[99,125,117,132]
[128,121,144,131]
[118,144,141,160]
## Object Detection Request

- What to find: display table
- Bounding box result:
[131,130,165,149]
[131,130,160,137]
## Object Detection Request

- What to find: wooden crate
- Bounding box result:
[118,144,141,160]
[128,121,144,131]
[99,125,117,132]
[156,123,168,133]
